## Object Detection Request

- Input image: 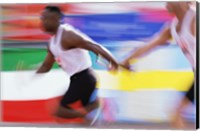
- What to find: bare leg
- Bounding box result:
[53,99,99,119]
[54,106,85,118]
[171,97,191,129]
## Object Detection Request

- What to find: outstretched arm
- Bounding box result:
[62,31,119,70]
[81,41,118,70]
[121,25,171,69]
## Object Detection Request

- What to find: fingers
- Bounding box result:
[119,62,131,70]
[108,63,118,71]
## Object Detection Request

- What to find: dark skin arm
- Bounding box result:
[123,16,196,70]
[120,25,172,70]
[191,16,196,37]
[36,50,55,73]
[61,30,119,70]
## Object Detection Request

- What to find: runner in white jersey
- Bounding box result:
[36,6,118,120]
[120,2,196,129]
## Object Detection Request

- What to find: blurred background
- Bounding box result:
[0,2,196,129]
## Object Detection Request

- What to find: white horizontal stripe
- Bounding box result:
[1,68,193,100]
[1,70,70,100]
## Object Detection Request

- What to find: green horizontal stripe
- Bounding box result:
[2,48,99,71]
[2,48,59,71]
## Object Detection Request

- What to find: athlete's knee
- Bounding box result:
[53,105,86,118]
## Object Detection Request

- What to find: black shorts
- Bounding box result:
[185,82,194,102]
[60,68,97,107]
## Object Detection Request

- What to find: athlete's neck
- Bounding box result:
[174,6,189,22]
[47,25,60,35]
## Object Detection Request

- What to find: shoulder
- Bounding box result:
[61,27,84,49]
[61,24,92,44]
[161,18,175,33]
[62,28,81,41]
[60,24,76,33]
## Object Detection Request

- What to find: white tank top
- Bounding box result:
[170,7,196,70]
[49,24,92,77]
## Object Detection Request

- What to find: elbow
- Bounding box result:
[43,66,51,73]
[37,66,51,73]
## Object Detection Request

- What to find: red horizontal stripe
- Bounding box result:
[2,19,41,28]
[1,4,70,15]
[3,34,50,41]
[1,96,85,123]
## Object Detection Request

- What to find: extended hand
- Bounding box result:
[119,60,131,70]
[108,62,119,72]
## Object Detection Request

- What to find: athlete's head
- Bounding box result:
[166,2,190,14]
[41,6,63,33]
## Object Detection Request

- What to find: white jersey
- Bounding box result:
[170,7,196,70]
[49,24,92,77]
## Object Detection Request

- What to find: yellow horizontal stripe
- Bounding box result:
[95,70,194,91]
